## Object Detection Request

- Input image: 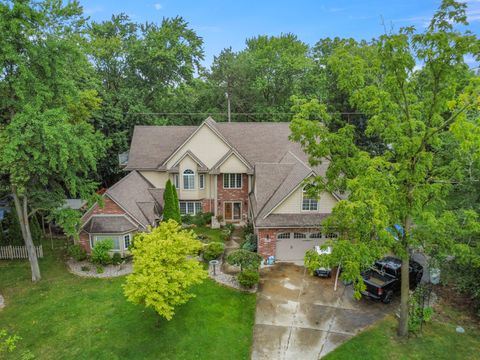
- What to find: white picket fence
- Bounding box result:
[0,245,43,260]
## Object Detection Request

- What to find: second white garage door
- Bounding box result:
[275,232,326,262]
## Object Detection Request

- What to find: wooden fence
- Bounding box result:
[0,245,43,260]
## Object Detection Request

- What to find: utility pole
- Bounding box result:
[225,92,231,122]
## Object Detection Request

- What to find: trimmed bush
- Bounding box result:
[96,265,104,274]
[203,242,225,261]
[91,239,113,265]
[182,214,193,224]
[68,244,87,261]
[241,233,257,252]
[226,249,262,271]
[111,252,122,265]
[238,270,259,288]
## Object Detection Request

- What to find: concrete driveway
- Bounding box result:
[251,263,397,359]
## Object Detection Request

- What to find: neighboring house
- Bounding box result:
[79,117,343,262]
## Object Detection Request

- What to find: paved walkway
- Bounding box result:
[251,263,396,359]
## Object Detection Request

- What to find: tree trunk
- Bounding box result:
[398,214,413,337]
[12,190,41,282]
[398,248,410,336]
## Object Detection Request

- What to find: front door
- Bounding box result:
[224,202,232,220]
[224,201,242,221]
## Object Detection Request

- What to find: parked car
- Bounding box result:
[361,256,423,304]
[314,245,333,278]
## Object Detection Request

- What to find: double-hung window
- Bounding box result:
[199,174,205,189]
[183,169,195,190]
[174,174,179,189]
[179,201,202,215]
[124,234,131,249]
[302,185,318,211]
[223,173,242,189]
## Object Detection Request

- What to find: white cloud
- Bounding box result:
[84,6,103,15]
[154,3,162,10]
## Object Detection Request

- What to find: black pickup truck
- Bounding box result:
[361,257,423,304]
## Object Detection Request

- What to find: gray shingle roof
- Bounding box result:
[256,152,313,219]
[106,171,162,227]
[254,213,330,228]
[83,215,137,233]
[125,126,196,170]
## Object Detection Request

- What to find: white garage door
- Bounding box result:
[275,232,326,262]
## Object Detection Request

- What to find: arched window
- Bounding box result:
[309,232,322,239]
[302,185,318,211]
[277,233,290,239]
[183,169,195,190]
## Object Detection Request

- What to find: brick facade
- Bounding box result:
[79,231,91,252]
[201,198,214,214]
[90,196,126,216]
[216,173,249,222]
[257,227,322,260]
[79,195,136,253]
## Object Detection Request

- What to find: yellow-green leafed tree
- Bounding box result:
[123,220,207,320]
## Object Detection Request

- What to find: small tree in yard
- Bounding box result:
[171,185,182,224]
[123,220,207,321]
[290,1,479,337]
[162,180,180,223]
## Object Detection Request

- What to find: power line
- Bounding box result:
[124,111,366,116]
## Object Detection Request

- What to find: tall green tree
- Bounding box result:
[171,185,181,224]
[162,180,176,223]
[206,34,321,122]
[87,15,204,185]
[0,0,107,281]
[291,0,479,336]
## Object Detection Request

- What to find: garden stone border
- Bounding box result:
[66,259,132,278]
[0,294,4,309]
[208,259,257,293]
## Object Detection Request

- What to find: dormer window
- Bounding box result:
[183,169,195,190]
[302,185,318,211]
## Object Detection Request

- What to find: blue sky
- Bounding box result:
[81,0,480,67]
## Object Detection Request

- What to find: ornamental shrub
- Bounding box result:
[203,242,225,261]
[226,249,262,271]
[91,239,113,265]
[111,252,122,265]
[68,244,87,261]
[238,270,259,288]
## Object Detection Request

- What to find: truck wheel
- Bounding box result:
[382,291,393,304]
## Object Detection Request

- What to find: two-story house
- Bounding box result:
[79,117,342,262]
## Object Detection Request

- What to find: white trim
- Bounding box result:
[103,193,146,227]
[162,119,253,171]
[183,169,195,190]
[262,172,315,219]
[223,173,243,189]
[212,150,252,172]
[223,201,242,221]
[171,150,208,170]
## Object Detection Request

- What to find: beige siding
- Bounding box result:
[219,153,248,173]
[166,124,230,169]
[272,186,337,214]
[140,171,168,188]
[178,155,211,200]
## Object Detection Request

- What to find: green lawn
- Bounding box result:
[0,239,256,360]
[192,226,225,243]
[325,312,480,360]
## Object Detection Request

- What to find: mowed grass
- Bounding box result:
[192,226,226,243]
[0,239,256,360]
[324,313,480,360]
